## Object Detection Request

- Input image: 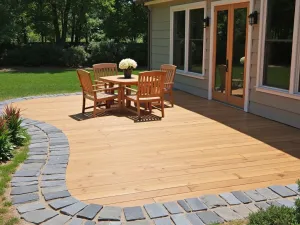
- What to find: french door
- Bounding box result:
[212,3,249,108]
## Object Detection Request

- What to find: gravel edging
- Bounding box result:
[0,94,300,225]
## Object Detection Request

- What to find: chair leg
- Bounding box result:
[137,101,141,120]
[161,99,165,118]
[93,101,97,118]
[170,91,174,107]
[82,96,86,114]
[149,102,152,113]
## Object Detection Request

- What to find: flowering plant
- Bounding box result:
[240,56,245,65]
[119,58,138,70]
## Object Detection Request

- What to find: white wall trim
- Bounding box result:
[256,0,300,98]
[170,2,207,77]
[208,0,252,108]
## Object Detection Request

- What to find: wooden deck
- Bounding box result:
[15,91,300,207]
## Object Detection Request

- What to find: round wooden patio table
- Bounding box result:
[98,75,139,110]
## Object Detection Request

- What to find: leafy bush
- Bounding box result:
[63,46,89,67]
[248,206,298,225]
[0,118,14,162]
[2,106,26,146]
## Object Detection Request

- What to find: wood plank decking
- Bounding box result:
[15,91,300,207]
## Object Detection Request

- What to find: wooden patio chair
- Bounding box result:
[77,69,120,117]
[161,64,177,107]
[124,71,166,120]
[93,63,118,87]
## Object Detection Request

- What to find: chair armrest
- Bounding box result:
[94,87,119,92]
[165,82,174,85]
[124,87,137,92]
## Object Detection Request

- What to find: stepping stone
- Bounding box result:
[43,214,71,225]
[97,222,122,225]
[144,203,169,219]
[245,203,260,213]
[276,199,295,208]
[13,170,40,177]
[177,200,192,212]
[11,181,38,187]
[200,195,227,209]
[231,205,253,218]
[43,168,66,175]
[171,214,192,225]
[245,190,266,202]
[11,177,38,183]
[44,190,70,201]
[186,213,205,225]
[98,206,122,221]
[286,184,300,194]
[11,185,38,195]
[49,197,78,210]
[12,193,39,205]
[28,155,47,160]
[17,202,45,214]
[77,204,103,220]
[21,209,58,224]
[213,207,243,221]
[42,185,68,194]
[24,159,46,164]
[69,217,84,225]
[84,221,96,225]
[41,174,66,181]
[61,202,87,216]
[255,202,270,210]
[126,221,150,225]
[197,211,224,224]
[154,217,173,225]
[267,201,282,207]
[232,191,252,204]
[124,206,145,221]
[163,202,183,214]
[268,185,297,197]
[219,193,241,205]
[256,188,280,200]
[41,180,66,188]
[185,198,207,212]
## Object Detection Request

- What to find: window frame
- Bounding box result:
[170,2,207,78]
[257,0,300,99]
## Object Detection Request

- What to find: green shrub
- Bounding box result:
[2,106,26,146]
[62,46,89,67]
[0,118,14,162]
[88,41,124,64]
[248,206,299,225]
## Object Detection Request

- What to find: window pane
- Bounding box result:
[263,0,295,90]
[189,8,204,74]
[173,11,185,70]
[299,75,300,92]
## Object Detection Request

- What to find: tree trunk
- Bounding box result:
[71,11,76,44]
[61,0,71,45]
[50,2,61,44]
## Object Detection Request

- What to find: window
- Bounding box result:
[173,11,185,70]
[171,3,206,76]
[257,0,300,98]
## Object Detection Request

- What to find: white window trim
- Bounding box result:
[170,2,207,78]
[256,0,300,99]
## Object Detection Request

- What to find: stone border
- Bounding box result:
[1,95,300,225]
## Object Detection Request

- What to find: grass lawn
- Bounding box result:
[0,68,145,101]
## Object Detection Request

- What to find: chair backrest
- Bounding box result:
[160,64,177,89]
[218,64,227,84]
[137,71,166,98]
[77,69,94,96]
[93,63,118,81]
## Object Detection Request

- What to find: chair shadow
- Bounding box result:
[69,111,113,121]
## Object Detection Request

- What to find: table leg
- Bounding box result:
[126,85,131,108]
[107,82,114,108]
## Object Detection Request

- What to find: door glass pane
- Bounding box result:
[263,0,295,90]
[173,11,186,70]
[230,7,247,98]
[189,8,204,74]
[214,10,228,93]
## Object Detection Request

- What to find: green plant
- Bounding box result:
[62,46,89,67]
[2,106,26,147]
[248,205,298,225]
[0,118,14,162]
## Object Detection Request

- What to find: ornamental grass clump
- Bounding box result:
[0,117,14,162]
[3,105,26,147]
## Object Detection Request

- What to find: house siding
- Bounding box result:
[149,0,300,129]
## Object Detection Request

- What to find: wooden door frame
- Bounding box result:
[209,0,254,112]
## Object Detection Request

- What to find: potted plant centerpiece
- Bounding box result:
[119,58,137,79]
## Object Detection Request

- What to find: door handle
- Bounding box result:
[226,59,229,72]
